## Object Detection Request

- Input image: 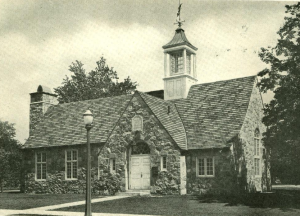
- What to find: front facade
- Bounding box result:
[22,21,271,195]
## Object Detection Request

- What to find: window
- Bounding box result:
[186,54,191,74]
[196,157,214,177]
[254,129,261,176]
[65,150,78,180]
[110,158,116,173]
[161,156,167,171]
[170,53,183,74]
[36,152,46,180]
[132,115,143,132]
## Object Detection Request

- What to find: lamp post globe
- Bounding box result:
[83,110,93,126]
[83,109,93,216]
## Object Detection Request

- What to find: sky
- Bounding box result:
[0,0,295,143]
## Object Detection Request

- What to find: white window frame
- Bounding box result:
[170,52,184,74]
[161,156,167,171]
[186,54,191,74]
[35,152,47,181]
[132,115,143,132]
[196,157,215,177]
[65,149,78,180]
[254,129,261,177]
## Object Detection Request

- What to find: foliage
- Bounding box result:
[155,171,179,195]
[0,120,22,192]
[93,173,121,195]
[25,169,121,195]
[54,57,138,103]
[257,3,300,184]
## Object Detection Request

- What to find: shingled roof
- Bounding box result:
[138,92,187,150]
[174,76,256,149]
[24,76,257,150]
[25,94,133,148]
[162,27,198,50]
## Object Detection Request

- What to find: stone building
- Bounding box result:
[22,25,271,195]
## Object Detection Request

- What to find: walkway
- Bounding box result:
[0,195,155,216]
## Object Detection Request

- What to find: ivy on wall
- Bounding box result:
[25,168,121,195]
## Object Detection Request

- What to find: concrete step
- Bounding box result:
[117,190,151,196]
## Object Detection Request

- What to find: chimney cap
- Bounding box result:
[30,85,57,96]
[37,85,52,94]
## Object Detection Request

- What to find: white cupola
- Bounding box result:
[162,26,198,100]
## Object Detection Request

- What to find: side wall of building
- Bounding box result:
[22,144,102,194]
[239,81,270,192]
[185,148,238,195]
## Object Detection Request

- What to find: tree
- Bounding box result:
[257,3,300,184]
[0,121,22,192]
[54,57,138,103]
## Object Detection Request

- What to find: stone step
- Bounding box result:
[117,190,151,196]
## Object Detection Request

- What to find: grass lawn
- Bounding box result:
[56,191,300,216]
[0,192,99,210]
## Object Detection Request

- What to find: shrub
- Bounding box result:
[155,171,179,195]
[93,173,121,195]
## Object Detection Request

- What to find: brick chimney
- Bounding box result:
[29,85,58,136]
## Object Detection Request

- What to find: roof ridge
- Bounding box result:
[104,93,135,144]
[138,91,170,103]
[56,94,132,107]
[137,91,187,150]
[193,75,256,86]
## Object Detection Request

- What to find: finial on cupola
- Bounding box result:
[175,0,185,28]
[162,0,198,101]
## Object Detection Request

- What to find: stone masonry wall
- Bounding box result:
[104,94,182,194]
[185,148,238,195]
[29,102,44,136]
[239,81,270,192]
[22,144,104,194]
[23,93,182,195]
[29,93,58,136]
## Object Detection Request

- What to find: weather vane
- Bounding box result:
[175,0,185,27]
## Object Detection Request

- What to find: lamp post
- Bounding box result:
[83,110,93,216]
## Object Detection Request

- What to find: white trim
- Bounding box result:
[196,157,215,178]
[163,74,198,81]
[164,45,197,54]
[30,101,55,105]
[35,152,47,181]
[65,149,78,180]
[132,115,143,132]
[160,156,167,171]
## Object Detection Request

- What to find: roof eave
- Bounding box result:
[162,42,198,51]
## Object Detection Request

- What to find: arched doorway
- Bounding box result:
[131,141,150,155]
[130,141,150,190]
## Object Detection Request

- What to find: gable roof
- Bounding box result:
[138,92,187,150]
[24,94,132,148]
[174,76,256,149]
[24,76,257,151]
[162,27,198,51]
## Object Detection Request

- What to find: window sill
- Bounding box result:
[197,175,215,178]
[65,178,78,181]
[35,179,46,181]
